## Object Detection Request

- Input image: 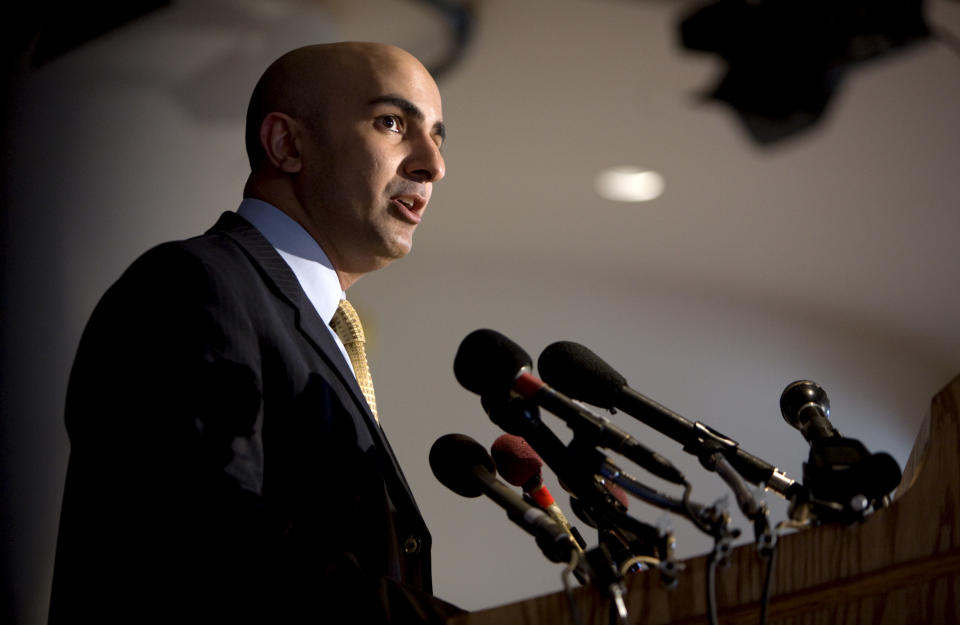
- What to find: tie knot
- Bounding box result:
[330,299,365,344]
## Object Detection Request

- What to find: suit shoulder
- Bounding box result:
[137,227,247,270]
[124,217,264,287]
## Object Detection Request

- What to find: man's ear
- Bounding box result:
[259,112,302,174]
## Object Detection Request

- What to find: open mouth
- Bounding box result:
[391,195,424,224]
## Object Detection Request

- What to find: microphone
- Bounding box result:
[429,433,577,563]
[779,380,838,442]
[481,393,614,510]
[491,434,583,549]
[455,329,686,486]
[491,434,559,509]
[482,393,681,549]
[778,380,902,520]
[538,340,797,498]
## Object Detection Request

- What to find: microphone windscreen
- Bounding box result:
[491,434,543,487]
[538,341,626,408]
[454,329,533,396]
[429,433,496,498]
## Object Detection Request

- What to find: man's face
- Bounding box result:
[295,49,446,276]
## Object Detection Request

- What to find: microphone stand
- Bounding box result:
[560,541,634,625]
[685,437,779,625]
[584,543,630,625]
[682,436,775,542]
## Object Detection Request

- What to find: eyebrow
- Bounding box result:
[368,94,446,144]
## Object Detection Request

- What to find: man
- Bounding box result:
[48,42,459,624]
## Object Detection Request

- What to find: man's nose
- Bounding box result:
[405,134,445,183]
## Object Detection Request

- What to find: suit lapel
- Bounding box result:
[207,212,424,519]
[207,213,366,411]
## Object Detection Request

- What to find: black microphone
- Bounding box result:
[454,329,686,486]
[778,380,902,520]
[779,380,838,442]
[429,433,577,563]
[537,340,798,498]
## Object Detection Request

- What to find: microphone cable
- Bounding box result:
[759,538,777,625]
[560,549,586,625]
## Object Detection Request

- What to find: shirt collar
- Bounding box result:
[237,198,344,324]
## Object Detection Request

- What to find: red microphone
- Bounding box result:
[491,434,581,551]
[491,433,628,505]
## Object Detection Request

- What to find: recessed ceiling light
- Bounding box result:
[594,166,665,202]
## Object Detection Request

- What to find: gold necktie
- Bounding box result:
[330,299,378,423]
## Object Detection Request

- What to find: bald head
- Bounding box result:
[241,42,446,288]
[245,42,433,170]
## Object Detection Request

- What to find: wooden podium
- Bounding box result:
[450,374,960,624]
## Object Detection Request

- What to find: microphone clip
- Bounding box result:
[798,435,902,524]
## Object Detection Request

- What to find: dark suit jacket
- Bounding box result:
[49,212,459,624]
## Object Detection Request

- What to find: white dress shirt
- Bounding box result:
[236,198,354,375]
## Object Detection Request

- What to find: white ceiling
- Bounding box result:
[4,0,960,620]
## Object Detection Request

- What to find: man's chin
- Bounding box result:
[384,233,414,259]
[386,245,412,263]
[367,239,412,271]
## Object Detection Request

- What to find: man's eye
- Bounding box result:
[377,115,402,133]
